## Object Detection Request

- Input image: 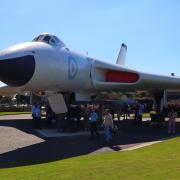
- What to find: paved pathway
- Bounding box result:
[0,114,179,168]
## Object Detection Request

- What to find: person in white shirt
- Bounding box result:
[168,106,177,134]
[102,109,114,143]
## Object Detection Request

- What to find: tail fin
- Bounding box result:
[116,43,127,65]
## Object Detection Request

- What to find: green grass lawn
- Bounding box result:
[0,112,31,116]
[0,137,180,180]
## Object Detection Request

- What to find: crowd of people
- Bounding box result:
[31,101,178,143]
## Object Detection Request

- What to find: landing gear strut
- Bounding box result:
[154,91,164,113]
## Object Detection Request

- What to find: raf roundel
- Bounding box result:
[68,56,78,80]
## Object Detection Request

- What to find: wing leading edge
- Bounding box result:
[91,60,180,92]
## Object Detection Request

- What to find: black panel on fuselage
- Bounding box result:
[0,55,35,86]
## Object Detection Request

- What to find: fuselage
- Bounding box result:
[0,33,95,93]
[1,33,180,97]
[26,42,94,92]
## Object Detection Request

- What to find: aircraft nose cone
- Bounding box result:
[0,55,35,86]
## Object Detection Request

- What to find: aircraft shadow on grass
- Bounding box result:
[0,119,179,168]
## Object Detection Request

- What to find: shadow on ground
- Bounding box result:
[0,118,179,168]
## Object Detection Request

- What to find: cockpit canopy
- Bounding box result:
[32,33,66,47]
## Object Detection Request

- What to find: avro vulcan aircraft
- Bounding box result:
[0,33,180,111]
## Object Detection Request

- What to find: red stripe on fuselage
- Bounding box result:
[106,70,139,83]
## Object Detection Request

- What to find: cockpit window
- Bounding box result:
[53,36,60,43]
[32,34,65,47]
[43,35,51,43]
[33,35,43,41]
[50,38,56,43]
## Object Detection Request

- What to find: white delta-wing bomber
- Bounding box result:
[0,33,180,112]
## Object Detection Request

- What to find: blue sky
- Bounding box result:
[0,0,180,86]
